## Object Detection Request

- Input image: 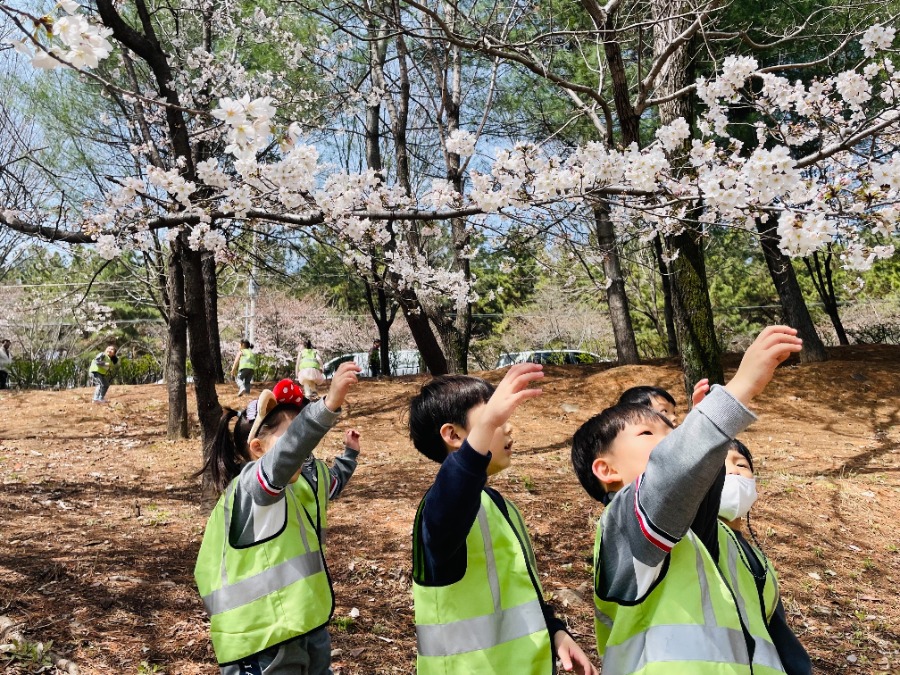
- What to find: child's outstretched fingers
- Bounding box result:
[691,378,710,406]
[344,428,361,451]
[553,632,598,675]
[727,325,802,405]
[326,362,361,411]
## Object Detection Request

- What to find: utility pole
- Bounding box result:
[246,226,258,343]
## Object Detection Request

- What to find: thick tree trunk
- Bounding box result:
[653,236,679,357]
[804,250,849,346]
[652,0,723,394]
[181,242,223,445]
[202,251,225,383]
[165,245,189,439]
[594,203,640,364]
[401,290,448,375]
[757,219,829,361]
[667,229,724,389]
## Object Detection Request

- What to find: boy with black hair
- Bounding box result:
[409,366,597,675]
[616,385,678,424]
[570,326,803,675]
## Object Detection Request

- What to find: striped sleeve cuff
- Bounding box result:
[633,474,679,553]
[256,464,284,496]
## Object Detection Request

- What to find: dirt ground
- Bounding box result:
[0,344,898,674]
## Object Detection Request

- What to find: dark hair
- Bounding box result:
[240,339,252,349]
[571,404,673,502]
[617,385,676,408]
[196,402,304,493]
[305,339,313,349]
[729,438,754,472]
[409,375,494,463]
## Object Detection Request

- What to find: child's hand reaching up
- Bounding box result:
[344,428,361,452]
[466,363,543,455]
[554,631,599,675]
[325,362,361,412]
[692,378,710,407]
[725,325,803,406]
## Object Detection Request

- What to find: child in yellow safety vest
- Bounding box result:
[230,339,258,396]
[89,343,118,404]
[194,363,361,675]
[408,365,598,675]
[570,326,804,675]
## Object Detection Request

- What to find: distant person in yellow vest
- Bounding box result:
[230,340,258,396]
[296,339,324,400]
[0,339,12,390]
[89,343,118,405]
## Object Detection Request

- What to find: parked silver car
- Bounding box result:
[494,349,607,368]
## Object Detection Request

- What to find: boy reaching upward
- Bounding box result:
[410,366,597,675]
[571,326,803,675]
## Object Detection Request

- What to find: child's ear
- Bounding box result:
[248,437,265,460]
[439,423,465,451]
[592,456,622,487]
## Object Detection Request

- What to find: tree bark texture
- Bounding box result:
[653,236,680,356]
[652,0,723,394]
[181,242,224,445]
[804,250,849,346]
[593,204,640,364]
[666,229,724,390]
[165,244,189,439]
[757,219,829,361]
[202,251,225,382]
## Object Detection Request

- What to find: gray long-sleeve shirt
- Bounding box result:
[228,399,356,547]
[598,385,756,602]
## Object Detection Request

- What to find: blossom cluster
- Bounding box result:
[10,2,113,70]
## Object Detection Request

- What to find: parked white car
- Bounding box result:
[494,349,608,368]
[323,349,424,378]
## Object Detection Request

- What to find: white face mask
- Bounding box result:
[719,474,758,521]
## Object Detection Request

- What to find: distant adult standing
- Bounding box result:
[0,339,12,390]
[230,340,258,396]
[296,339,325,399]
[368,338,382,378]
[89,343,118,404]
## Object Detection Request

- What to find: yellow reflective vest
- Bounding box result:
[195,460,332,664]
[298,349,320,370]
[594,519,785,675]
[238,348,258,371]
[413,490,554,674]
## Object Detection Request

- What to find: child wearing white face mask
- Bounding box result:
[719,439,812,675]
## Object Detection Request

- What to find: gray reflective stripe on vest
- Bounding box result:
[594,605,613,629]
[691,532,719,628]
[603,623,751,672]
[417,506,546,657]
[724,533,786,672]
[202,549,325,615]
[477,508,503,612]
[416,597,546,657]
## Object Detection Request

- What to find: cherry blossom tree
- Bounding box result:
[0,0,898,440]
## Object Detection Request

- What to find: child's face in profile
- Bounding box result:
[595,415,673,489]
[464,403,514,476]
[649,395,677,425]
[725,449,753,479]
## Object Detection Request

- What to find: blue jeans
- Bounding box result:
[237,368,254,395]
[92,373,110,401]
